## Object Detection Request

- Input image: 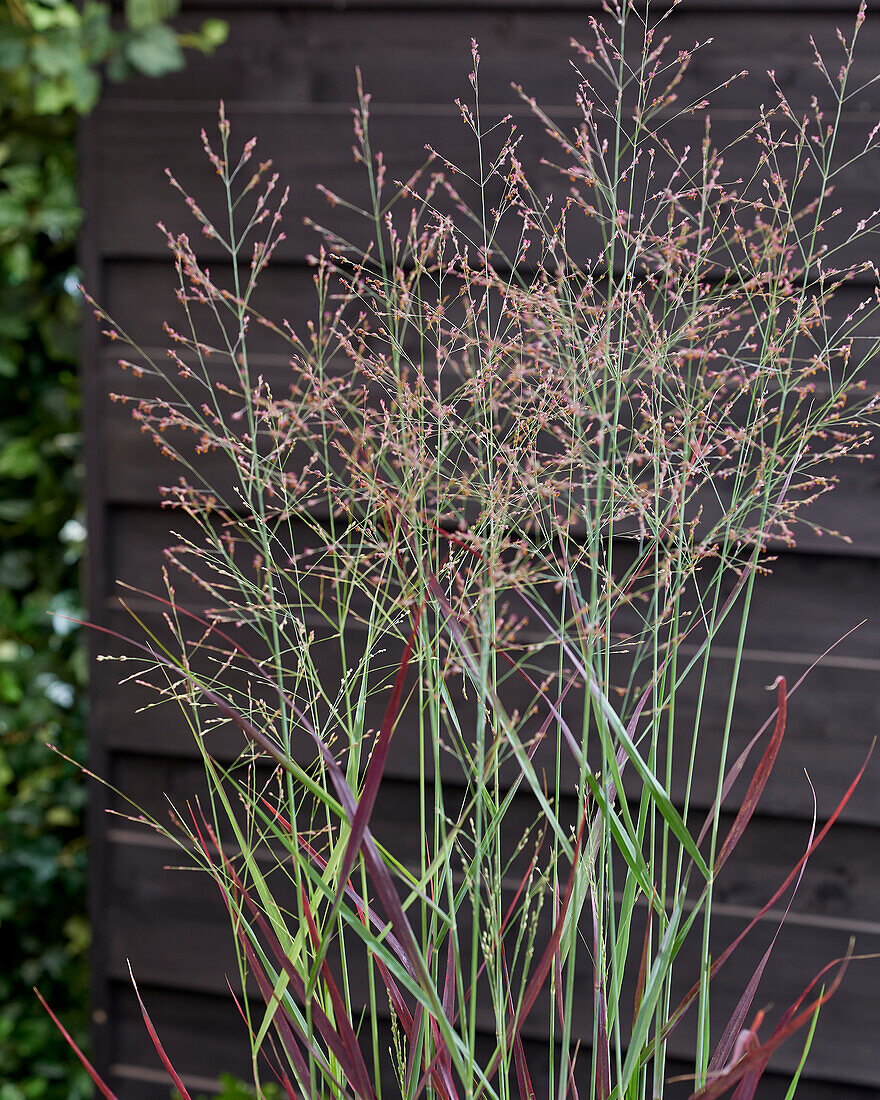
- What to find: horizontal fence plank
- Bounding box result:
[90,102,880,272]
[101,8,880,115]
[95,257,880,381]
[102,506,880,662]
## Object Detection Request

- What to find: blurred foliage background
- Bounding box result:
[0,3,226,1096]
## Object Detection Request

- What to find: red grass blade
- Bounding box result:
[188,812,365,1095]
[476,808,588,1097]
[298,882,378,1100]
[709,803,817,1077]
[224,978,298,1100]
[330,601,424,930]
[294,832,423,1064]
[697,624,864,851]
[512,1030,535,1100]
[503,948,536,1100]
[34,989,120,1100]
[632,902,652,1032]
[127,962,193,1100]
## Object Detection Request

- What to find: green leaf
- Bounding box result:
[33,77,73,115]
[124,0,180,32]
[123,23,184,77]
[0,438,42,479]
[67,66,101,114]
[31,35,78,78]
[0,32,28,73]
[199,18,228,49]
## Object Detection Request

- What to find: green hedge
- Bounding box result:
[0,4,225,1096]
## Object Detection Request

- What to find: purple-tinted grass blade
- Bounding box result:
[497,652,582,762]
[34,989,121,1100]
[294,833,415,983]
[476,809,587,1096]
[224,978,298,1100]
[664,740,874,1046]
[502,948,536,1100]
[708,803,817,1077]
[590,890,611,1100]
[689,948,855,1100]
[713,677,787,875]
[632,900,652,1032]
[697,625,863,850]
[187,812,357,1096]
[512,1031,535,1100]
[296,832,456,1100]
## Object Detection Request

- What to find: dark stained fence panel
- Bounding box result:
[91,102,880,273]
[100,8,880,112]
[82,1,880,1094]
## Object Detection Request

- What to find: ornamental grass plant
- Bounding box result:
[46,2,880,1096]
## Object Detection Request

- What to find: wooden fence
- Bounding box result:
[80,2,880,1096]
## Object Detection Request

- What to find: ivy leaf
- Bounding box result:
[123,24,184,77]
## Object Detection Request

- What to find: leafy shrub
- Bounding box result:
[56,2,880,1097]
[0,2,225,1096]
